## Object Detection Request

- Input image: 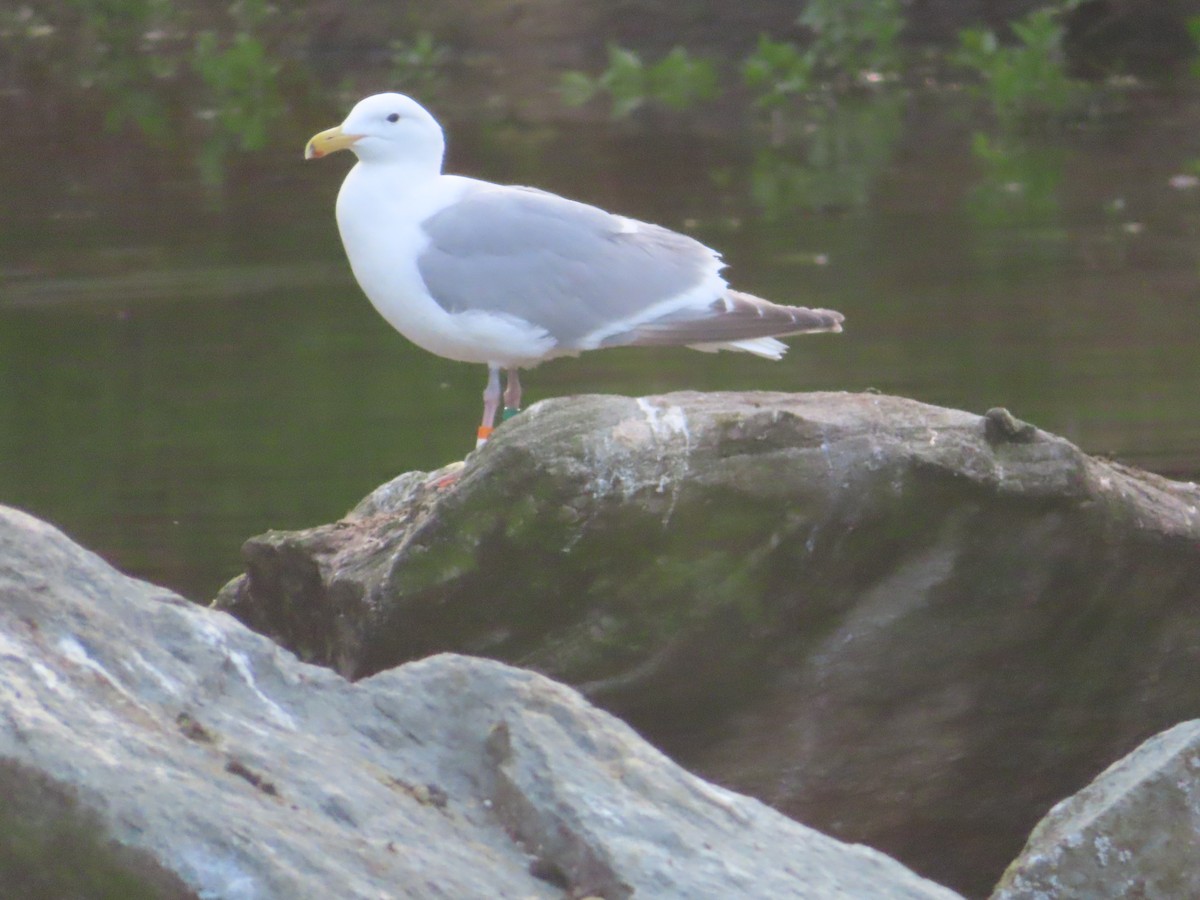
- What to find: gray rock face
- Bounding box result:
[993,719,1200,900]
[0,503,961,899]
[214,391,1200,896]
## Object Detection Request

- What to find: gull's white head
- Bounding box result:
[304,93,445,171]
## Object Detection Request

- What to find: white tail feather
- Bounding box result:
[687,337,788,359]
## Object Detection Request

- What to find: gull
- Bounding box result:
[305,93,844,446]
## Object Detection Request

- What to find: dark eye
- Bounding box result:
[386,113,400,123]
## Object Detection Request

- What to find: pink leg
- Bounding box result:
[503,367,522,415]
[477,364,501,447]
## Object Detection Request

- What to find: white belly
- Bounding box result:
[335,168,554,366]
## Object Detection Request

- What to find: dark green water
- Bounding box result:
[2,90,1198,601]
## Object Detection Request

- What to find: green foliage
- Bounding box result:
[652,47,721,111]
[64,0,181,140]
[559,44,719,118]
[742,35,815,108]
[557,7,910,215]
[595,45,653,118]
[737,0,908,215]
[191,33,283,187]
[741,0,904,109]
[558,70,600,107]
[0,0,299,187]
[798,0,905,78]
[189,0,285,186]
[953,5,1083,245]
[193,33,282,152]
[954,6,1083,126]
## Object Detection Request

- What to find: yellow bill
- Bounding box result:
[304,125,362,160]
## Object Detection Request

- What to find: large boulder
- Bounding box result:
[993,719,1200,899]
[214,391,1200,896]
[0,503,961,899]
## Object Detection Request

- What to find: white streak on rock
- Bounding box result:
[229,651,297,731]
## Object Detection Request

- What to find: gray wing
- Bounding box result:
[416,184,723,348]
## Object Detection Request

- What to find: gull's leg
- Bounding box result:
[478,364,501,448]
[502,367,522,421]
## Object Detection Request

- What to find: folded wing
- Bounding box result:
[417,183,842,357]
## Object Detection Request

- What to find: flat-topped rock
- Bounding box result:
[214,390,1200,895]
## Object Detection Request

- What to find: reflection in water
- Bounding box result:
[1,89,1198,602]
[747,91,907,218]
[963,131,1069,269]
[0,0,296,192]
[966,132,1066,228]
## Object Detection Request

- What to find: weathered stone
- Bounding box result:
[993,720,1200,899]
[0,503,961,899]
[214,390,1200,896]
[983,407,1038,444]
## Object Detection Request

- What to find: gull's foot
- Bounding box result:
[476,408,520,448]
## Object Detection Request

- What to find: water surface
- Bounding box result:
[2,90,1198,600]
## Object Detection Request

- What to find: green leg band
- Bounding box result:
[502,407,520,421]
